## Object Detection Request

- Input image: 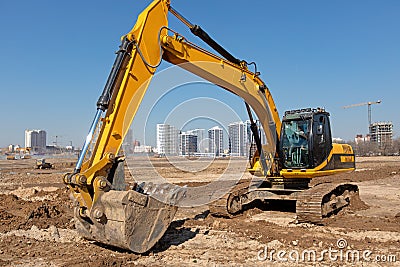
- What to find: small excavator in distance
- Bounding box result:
[63,0,358,253]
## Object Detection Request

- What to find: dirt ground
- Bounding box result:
[0,156,399,266]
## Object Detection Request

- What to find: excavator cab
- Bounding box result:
[280,108,332,169]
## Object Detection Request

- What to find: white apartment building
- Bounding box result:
[354,134,371,144]
[25,129,47,152]
[208,126,224,157]
[180,133,197,156]
[186,128,206,153]
[244,120,268,155]
[228,121,246,156]
[156,124,179,155]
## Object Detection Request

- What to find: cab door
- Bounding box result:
[311,113,332,167]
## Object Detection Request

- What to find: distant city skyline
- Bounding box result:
[152,120,268,157]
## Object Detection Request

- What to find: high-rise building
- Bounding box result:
[369,122,393,148]
[244,120,268,156]
[25,129,46,152]
[228,121,246,156]
[208,126,223,156]
[156,124,179,155]
[180,132,198,156]
[244,120,267,144]
[186,128,206,152]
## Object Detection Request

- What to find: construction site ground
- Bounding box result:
[0,156,399,266]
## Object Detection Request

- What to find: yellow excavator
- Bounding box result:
[63,0,358,253]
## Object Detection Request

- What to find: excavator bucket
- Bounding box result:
[74,183,184,253]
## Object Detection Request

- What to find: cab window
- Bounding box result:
[281,120,310,168]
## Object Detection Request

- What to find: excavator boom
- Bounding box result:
[64,0,178,253]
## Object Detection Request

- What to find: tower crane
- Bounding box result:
[343,100,382,126]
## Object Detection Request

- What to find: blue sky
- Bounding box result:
[1,0,399,148]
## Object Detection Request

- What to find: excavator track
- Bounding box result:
[296,182,359,224]
[209,180,251,217]
[208,194,232,217]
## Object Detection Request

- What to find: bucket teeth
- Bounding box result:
[138,182,187,205]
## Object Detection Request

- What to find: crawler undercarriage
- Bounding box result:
[209,179,359,224]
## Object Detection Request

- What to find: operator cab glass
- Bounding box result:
[279,108,333,169]
[281,119,310,168]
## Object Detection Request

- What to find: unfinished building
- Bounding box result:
[369,122,393,148]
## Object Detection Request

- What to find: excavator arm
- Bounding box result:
[64,0,281,253]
